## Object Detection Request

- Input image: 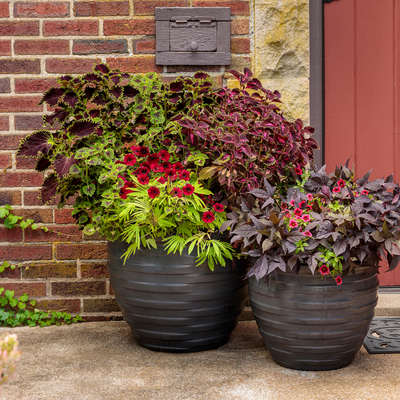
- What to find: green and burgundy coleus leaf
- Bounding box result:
[17,131,53,158]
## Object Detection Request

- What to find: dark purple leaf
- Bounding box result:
[94,64,110,74]
[123,85,139,98]
[243,67,253,79]
[35,156,51,172]
[40,173,59,204]
[84,86,95,100]
[357,170,372,186]
[194,71,210,80]
[71,120,98,138]
[89,109,100,118]
[17,131,52,157]
[54,154,78,179]
[39,88,65,106]
[85,73,100,83]
[64,91,79,108]
[110,74,121,85]
[44,109,69,125]
[169,81,184,92]
[110,86,122,99]
[93,94,107,106]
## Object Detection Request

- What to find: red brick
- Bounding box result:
[193,1,249,15]
[0,266,20,280]
[231,18,249,35]
[81,263,109,278]
[35,299,80,313]
[134,1,187,15]
[24,191,60,207]
[14,40,69,55]
[0,282,46,297]
[83,298,120,312]
[75,1,129,16]
[43,20,98,36]
[0,134,25,149]
[0,78,10,93]
[0,116,8,131]
[25,226,82,243]
[0,40,11,56]
[0,59,40,74]
[0,153,10,169]
[22,262,77,279]
[52,281,106,296]
[231,37,250,53]
[14,2,69,18]
[132,39,156,54]
[15,115,44,131]
[106,57,161,73]
[73,39,127,55]
[56,243,107,260]
[0,171,44,187]
[54,209,75,224]
[15,156,36,169]
[0,191,21,206]
[14,209,52,224]
[103,19,154,36]
[0,227,22,242]
[0,2,9,18]
[0,21,39,36]
[0,97,41,112]
[166,65,221,73]
[15,79,58,94]
[0,245,52,261]
[46,58,101,74]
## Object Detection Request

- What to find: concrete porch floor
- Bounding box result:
[0,293,400,400]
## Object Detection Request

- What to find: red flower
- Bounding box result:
[213,203,224,213]
[147,186,160,199]
[137,174,149,185]
[302,230,312,237]
[335,276,343,285]
[172,162,184,171]
[147,153,159,165]
[337,179,346,188]
[178,170,190,181]
[138,146,149,157]
[281,203,288,210]
[307,194,313,201]
[171,187,183,198]
[302,214,311,222]
[320,264,330,275]
[295,167,303,175]
[299,201,306,208]
[361,190,369,196]
[332,186,341,193]
[182,184,195,196]
[130,146,141,155]
[202,211,215,223]
[138,164,150,174]
[290,199,295,206]
[123,154,136,166]
[157,161,172,172]
[157,176,167,184]
[164,169,177,181]
[120,187,133,199]
[124,181,135,188]
[289,219,298,228]
[158,150,170,162]
[294,208,303,217]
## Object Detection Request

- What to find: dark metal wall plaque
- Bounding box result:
[155,7,231,66]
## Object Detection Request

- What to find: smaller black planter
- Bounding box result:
[107,240,248,353]
[248,265,379,370]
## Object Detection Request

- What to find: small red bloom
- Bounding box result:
[120,187,133,199]
[178,170,190,181]
[213,203,224,213]
[147,153,159,165]
[294,208,303,217]
[299,201,306,208]
[138,164,150,175]
[281,203,288,210]
[202,211,215,223]
[320,264,329,275]
[361,190,369,196]
[337,179,346,188]
[182,184,195,196]
[302,214,311,222]
[332,186,341,193]
[302,230,312,237]
[295,167,303,175]
[157,161,172,172]
[124,181,135,188]
[306,205,313,210]
[130,146,141,155]
[172,162,184,171]
[290,199,295,206]
[123,154,136,166]
[157,176,167,184]
[307,194,313,201]
[118,174,127,183]
[164,169,177,181]
[335,276,343,285]
[147,186,160,199]
[138,146,149,157]
[137,174,149,185]
[171,187,183,198]
[158,150,170,162]
[289,219,298,228]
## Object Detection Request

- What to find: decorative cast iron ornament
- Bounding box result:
[155,8,231,66]
[363,318,400,354]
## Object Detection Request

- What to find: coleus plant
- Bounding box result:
[222,162,400,284]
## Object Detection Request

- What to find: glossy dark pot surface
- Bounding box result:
[249,265,379,370]
[107,240,248,353]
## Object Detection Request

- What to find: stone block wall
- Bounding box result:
[0,0,309,320]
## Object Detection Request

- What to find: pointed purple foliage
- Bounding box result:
[17,131,52,157]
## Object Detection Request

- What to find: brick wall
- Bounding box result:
[0,0,252,320]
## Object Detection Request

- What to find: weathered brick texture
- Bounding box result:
[0,0,252,320]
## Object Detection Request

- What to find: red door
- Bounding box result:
[324,0,400,285]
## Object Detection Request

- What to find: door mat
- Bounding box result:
[363,318,400,354]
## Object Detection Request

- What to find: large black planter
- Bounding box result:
[107,240,248,353]
[249,265,379,370]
